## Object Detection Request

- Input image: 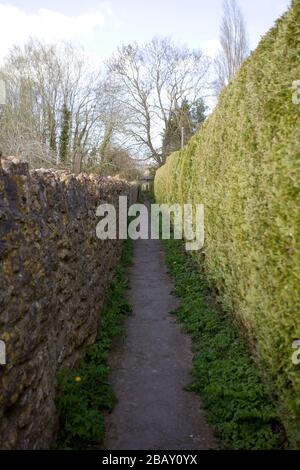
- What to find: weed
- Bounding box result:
[55,238,133,449]
[162,237,286,450]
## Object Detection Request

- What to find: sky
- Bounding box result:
[0,0,292,64]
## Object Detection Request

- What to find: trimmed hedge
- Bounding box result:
[155,1,300,446]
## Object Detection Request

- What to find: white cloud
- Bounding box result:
[0,3,117,61]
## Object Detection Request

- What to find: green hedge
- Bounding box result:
[155,1,300,445]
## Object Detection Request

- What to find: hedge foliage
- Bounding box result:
[155,1,300,445]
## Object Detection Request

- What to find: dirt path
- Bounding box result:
[104,212,215,450]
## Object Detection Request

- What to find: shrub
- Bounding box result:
[155,1,300,445]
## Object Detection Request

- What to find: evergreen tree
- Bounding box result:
[59,102,71,162]
[162,98,206,159]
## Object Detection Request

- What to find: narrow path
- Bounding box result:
[104,210,215,450]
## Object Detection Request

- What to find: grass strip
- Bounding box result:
[55,238,133,449]
[162,237,286,450]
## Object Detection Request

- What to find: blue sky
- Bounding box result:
[0,0,291,62]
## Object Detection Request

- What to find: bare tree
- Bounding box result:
[0,39,115,172]
[107,38,210,166]
[214,0,249,95]
[0,37,210,172]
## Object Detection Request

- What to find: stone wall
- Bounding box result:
[0,156,132,449]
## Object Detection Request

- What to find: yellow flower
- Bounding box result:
[74,376,81,383]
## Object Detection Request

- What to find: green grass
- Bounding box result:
[55,238,133,450]
[162,237,287,450]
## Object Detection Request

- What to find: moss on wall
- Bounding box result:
[0,156,131,449]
